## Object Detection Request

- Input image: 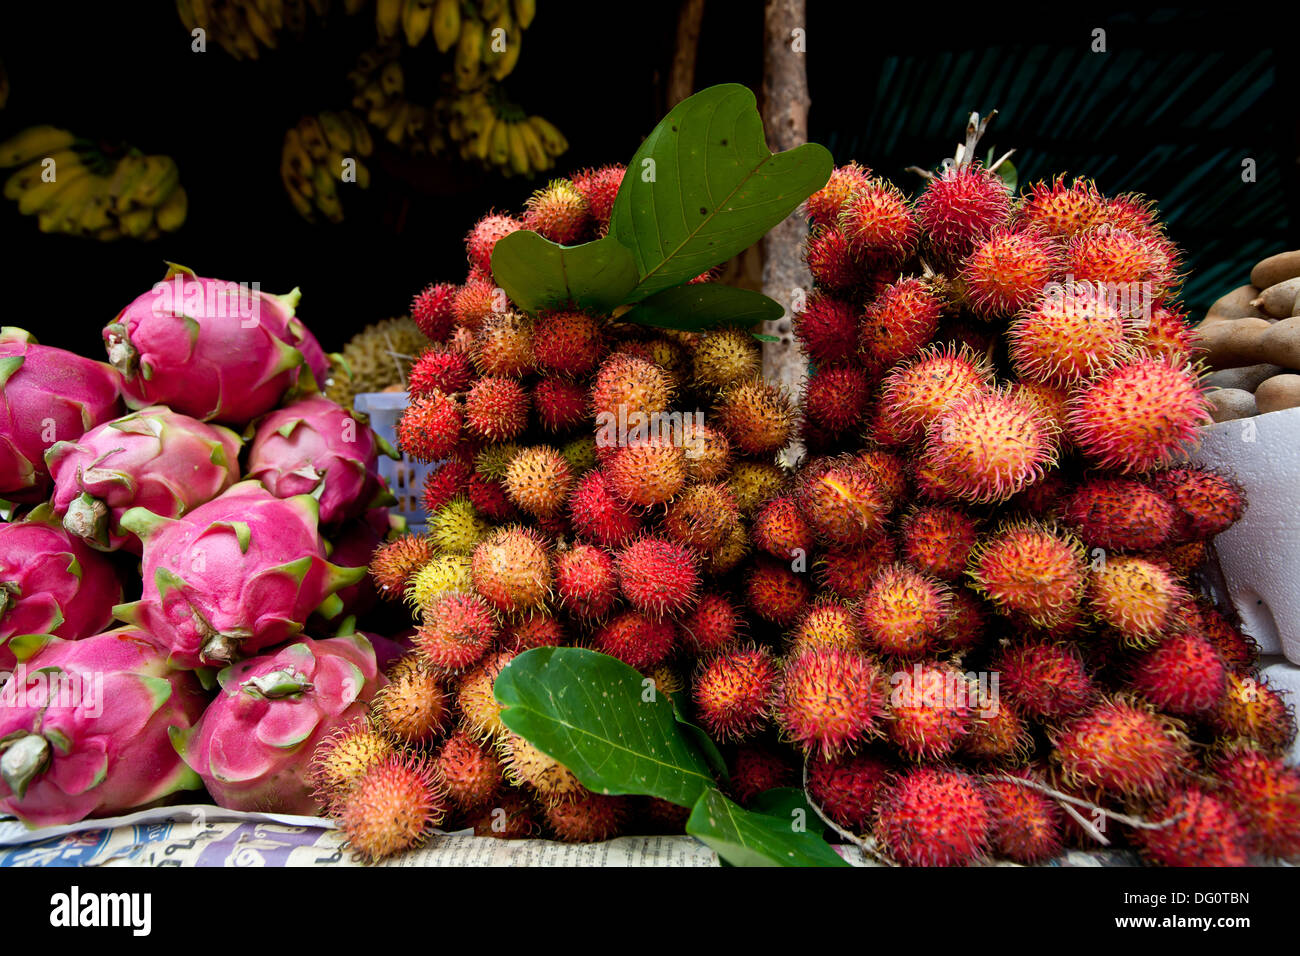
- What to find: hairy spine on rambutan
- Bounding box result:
[775,648,885,758]
[692,647,778,742]
[856,563,952,659]
[1051,697,1190,797]
[875,766,991,867]
[412,282,458,341]
[915,163,1013,262]
[337,753,446,862]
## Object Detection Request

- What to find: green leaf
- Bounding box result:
[493,647,717,807]
[610,83,832,302]
[993,159,1017,193]
[490,232,639,315]
[686,788,850,868]
[747,787,833,840]
[752,333,780,343]
[619,283,784,332]
[669,695,728,784]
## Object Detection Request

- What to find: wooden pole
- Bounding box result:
[668,0,706,107]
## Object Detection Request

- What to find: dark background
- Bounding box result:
[1,1,1295,357]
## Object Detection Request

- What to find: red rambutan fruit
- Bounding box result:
[423,454,473,513]
[817,537,898,602]
[411,282,458,341]
[1134,300,1197,366]
[857,563,951,659]
[968,521,1086,628]
[886,662,973,759]
[729,744,798,806]
[982,772,1065,864]
[396,390,462,462]
[662,483,740,556]
[1017,176,1107,239]
[915,163,1014,262]
[437,728,502,812]
[714,377,796,456]
[1008,284,1127,386]
[878,343,994,441]
[1066,225,1180,296]
[806,225,867,290]
[533,377,588,433]
[604,435,688,508]
[753,495,815,561]
[995,639,1095,720]
[1130,630,1226,716]
[692,647,778,742]
[471,788,537,839]
[371,659,449,746]
[1212,674,1296,756]
[409,347,474,398]
[415,592,498,673]
[555,543,617,619]
[838,177,918,264]
[466,212,522,273]
[795,458,889,549]
[804,160,873,227]
[470,526,552,614]
[338,753,446,862]
[1137,786,1250,867]
[684,421,732,483]
[592,610,677,670]
[900,505,979,581]
[792,291,860,367]
[542,789,629,843]
[875,766,991,867]
[1052,698,1190,797]
[465,376,529,441]
[1149,466,1245,542]
[1068,358,1210,474]
[746,558,811,627]
[471,310,534,377]
[370,533,436,600]
[859,277,944,373]
[568,469,643,547]
[1181,599,1257,673]
[467,473,516,522]
[590,353,671,420]
[806,751,891,832]
[682,593,743,654]
[523,178,591,245]
[615,535,700,618]
[962,228,1064,318]
[501,614,566,652]
[1211,746,1300,860]
[802,365,873,436]
[1062,478,1176,551]
[963,701,1032,763]
[1088,555,1188,647]
[452,278,498,331]
[853,448,909,508]
[776,647,885,758]
[571,164,624,227]
[938,586,990,653]
[533,309,605,377]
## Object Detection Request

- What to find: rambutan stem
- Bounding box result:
[990,774,1189,832]
[801,759,896,866]
[956,110,998,169]
[905,165,937,182]
[987,148,1016,174]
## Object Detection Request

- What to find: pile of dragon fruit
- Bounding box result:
[0,266,403,827]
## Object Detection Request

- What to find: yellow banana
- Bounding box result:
[318,112,354,152]
[339,112,373,155]
[431,0,459,51]
[120,206,154,238]
[298,116,331,160]
[255,0,285,30]
[281,150,315,206]
[512,0,535,29]
[385,102,411,145]
[241,3,278,49]
[375,0,402,39]
[505,121,531,176]
[402,0,434,45]
[515,119,550,172]
[311,164,343,222]
[353,158,371,189]
[454,17,484,90]
[527,115,568,156]
[19,161,89,215]
[282,128,315,184]
[175,0,198,32]
[469,113,496,162]
[488,20,520,79]
[4,150,79,199]
[155,185,188,231]
[489,117,511,169]
[94,226,122,242]
[106,153,149,203]
[134,157,181,209]
[367,99,399,130]
[43,174,100,232]
[482,0,505,18]
[379,61,405,97]
[355,79,387,111]
[0,126,76,168]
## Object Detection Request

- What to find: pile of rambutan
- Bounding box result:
[322,120,1299,867]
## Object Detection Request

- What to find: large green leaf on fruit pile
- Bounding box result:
[493,646,716,807]
[619,283,784,331]
[490,232,639,315]
[686,788,850,868]
[609,83,833,302]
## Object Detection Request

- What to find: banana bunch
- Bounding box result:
[380,0,532,87]
[281,111,373,223]
[0,126,187,241]
[445,88,566,178]
[175,0,332,60]
[348,50,442,155]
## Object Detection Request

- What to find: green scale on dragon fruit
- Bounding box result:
[113,480,367,671]
[245,396,398,528]
[171,634,384,815]
[324,506,406,622]
[45,406,244,553]
[0,628,207,828]
[0,328,123,504]
[0,504,123,673]
[102,264,330,428]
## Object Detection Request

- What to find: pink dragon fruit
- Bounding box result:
[171,634,384,814]
[0,328,123,503]
[113,481,366,670]
[45,406,244,553]
[0,505,123,672]
[246,396,398,527]
[0,628,207,827]
[102,265,322,427]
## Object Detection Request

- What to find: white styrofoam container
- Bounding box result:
[1190,407,1300,664]
[353,391,430,534]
